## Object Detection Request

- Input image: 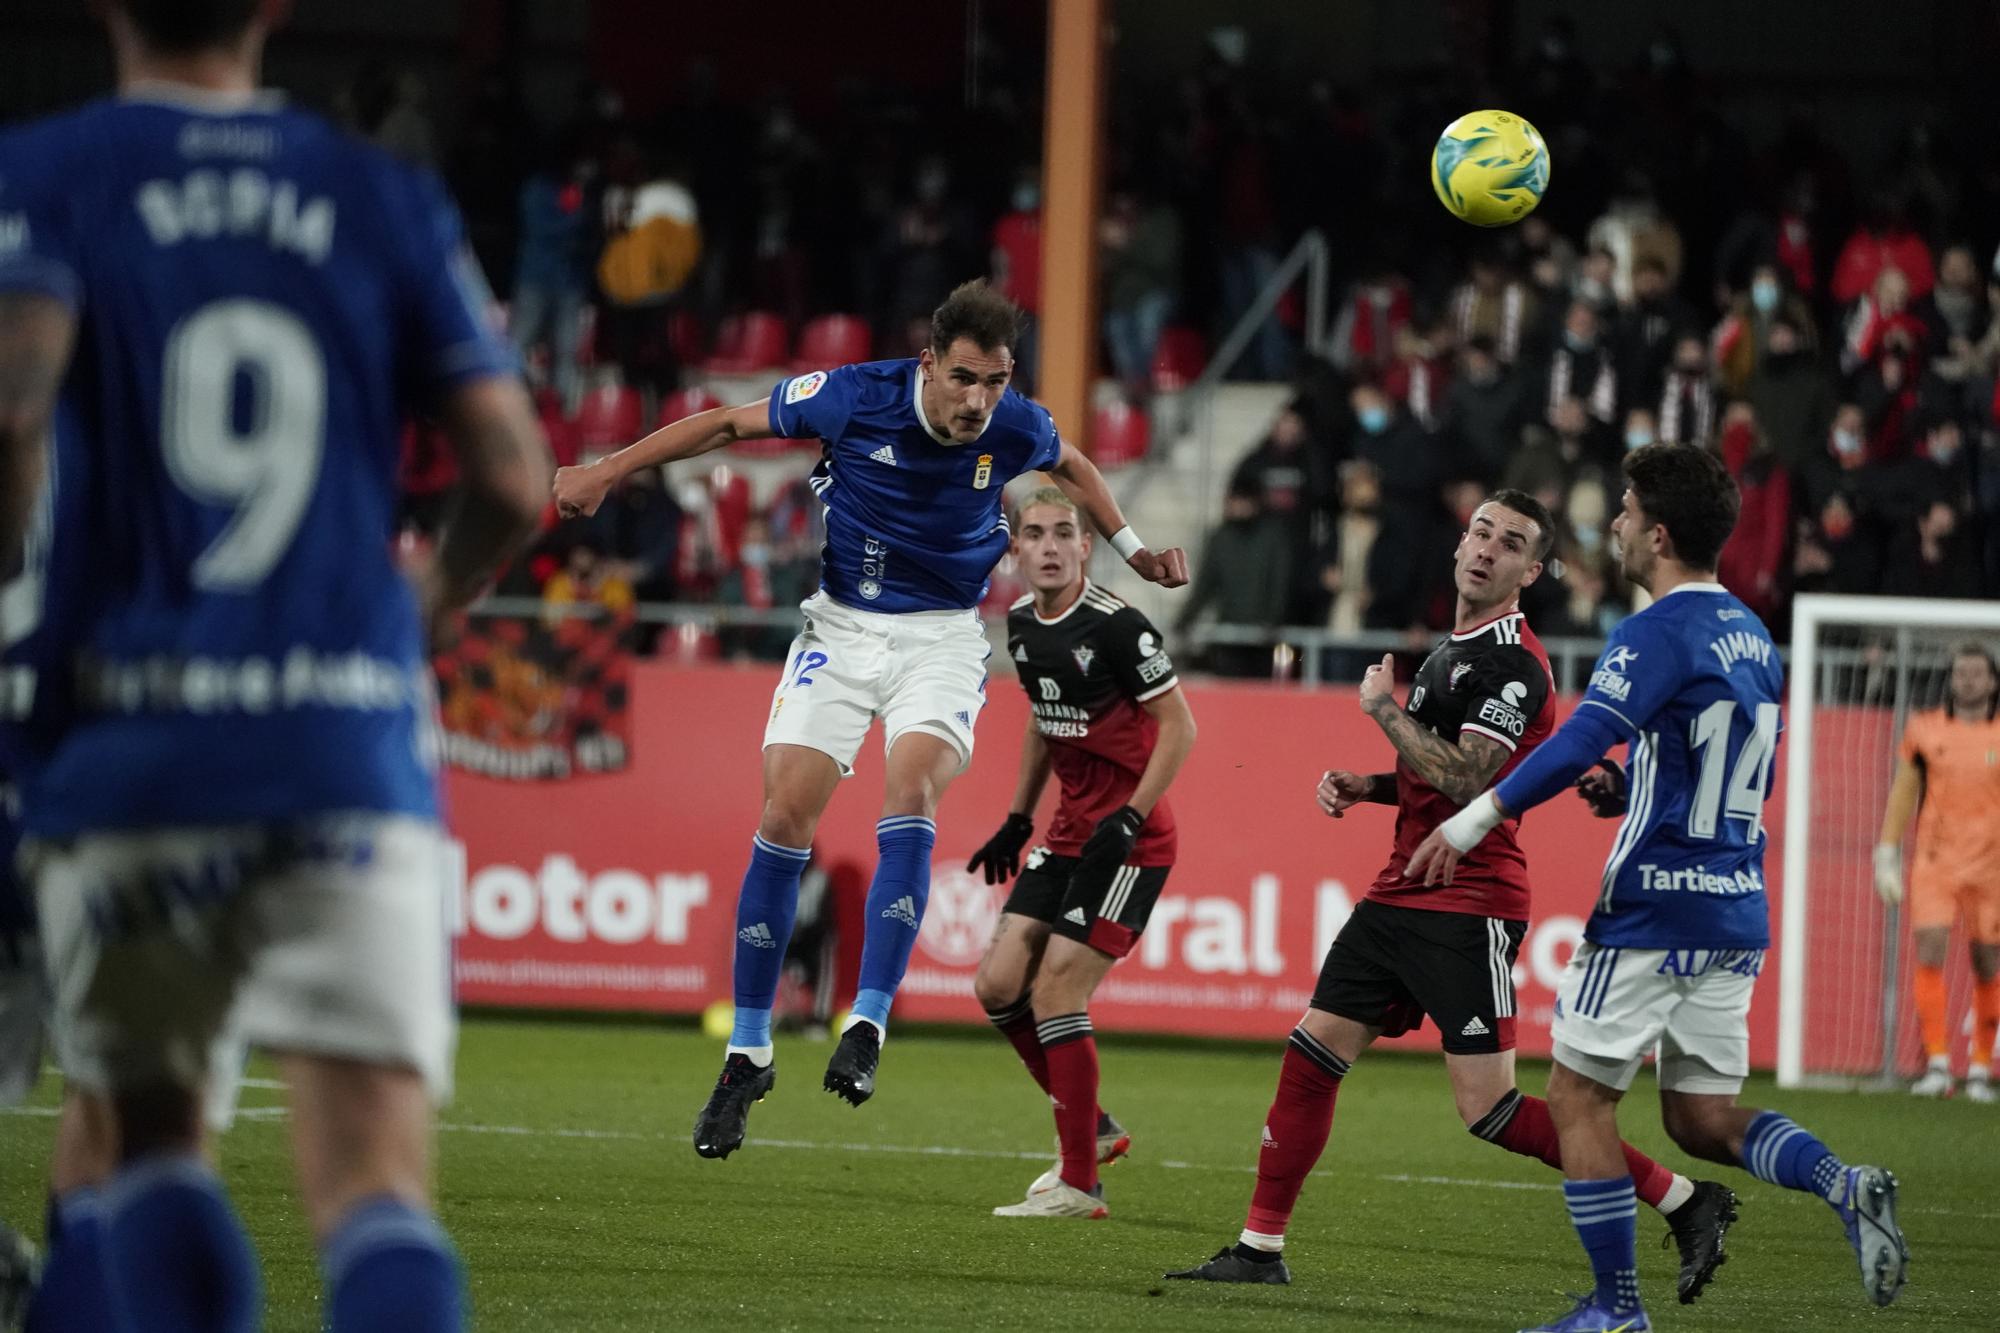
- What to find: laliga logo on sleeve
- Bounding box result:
[784,370,827,404]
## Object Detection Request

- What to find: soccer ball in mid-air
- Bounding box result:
[1431,110,1549,227]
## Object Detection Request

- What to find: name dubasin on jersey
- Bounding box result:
[1578,587,1784,951]
[767,361,1062,614]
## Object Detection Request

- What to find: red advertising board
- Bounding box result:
[446,662,1788,1066]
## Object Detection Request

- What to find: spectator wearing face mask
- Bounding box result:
[1655,334,1718,447]
[1346,381,1438,509]
[1746,313,1835,474]
[1714,262,1817,395]
[1622,406,1659,454]
[1715,402,1792,624]
[1531,299,1618,429]
[1795,403,1887,596]
[1440,335,1526,483]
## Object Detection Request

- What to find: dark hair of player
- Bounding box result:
[1485,487,1556,562]
[1622,442,1740,571]
[116,0,260,52]
[1945,640,2000,721]
[930,279,1022,358]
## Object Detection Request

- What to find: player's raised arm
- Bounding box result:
[555,398,773,518]
[1357,652,1513,806]
[0,293,73,561]
[1046,439,1188,588]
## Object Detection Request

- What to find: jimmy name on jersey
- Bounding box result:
[0,92,515,835]
[1006,583,1178,865]
[768,361,1061,614]
[1574,584,1783,950]
[1375,610,1553,920]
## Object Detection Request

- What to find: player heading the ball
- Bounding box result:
[555,281,1188,1158]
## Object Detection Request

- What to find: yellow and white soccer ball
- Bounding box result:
[1431,110,1549,227]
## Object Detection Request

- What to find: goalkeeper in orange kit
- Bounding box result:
[1875,641,2000,1102]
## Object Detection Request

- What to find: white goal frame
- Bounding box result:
[1779,593,2000,1089]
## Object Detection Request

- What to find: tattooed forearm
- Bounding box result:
[1363,696,1509,805]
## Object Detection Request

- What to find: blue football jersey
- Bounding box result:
[767,360,1062,612]
[0,90,516,836]
[1574,583,1784,949]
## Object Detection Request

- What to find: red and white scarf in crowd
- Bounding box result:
[1658,372,1715,445]
[1548,347,1617,423]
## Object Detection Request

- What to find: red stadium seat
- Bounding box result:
[658,387,723,432]
[1091,400,1151,468]
[791,314,871,373]
[701,311,790,376]
[708,465,753,567]
[572,382,643,456]
[1150,325,1206,393]
[669,308,706,366]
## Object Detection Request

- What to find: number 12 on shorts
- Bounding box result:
[789,650,828,688]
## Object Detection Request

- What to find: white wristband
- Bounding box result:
[1440,791,1505,853]
[1109,526,1146,560]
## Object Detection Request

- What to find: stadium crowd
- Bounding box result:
[373,17,1996,663]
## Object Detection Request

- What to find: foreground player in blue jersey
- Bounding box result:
[555,280,1189,1155]
[1408,445,1909,1332]
[0,2,552,1329]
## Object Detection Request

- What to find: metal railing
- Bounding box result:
[1116,228,1332,519]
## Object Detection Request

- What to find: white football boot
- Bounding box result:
[1909,1056,1954,1098]
[1964,1065,1995,1104]
[993,1179,1107,1219]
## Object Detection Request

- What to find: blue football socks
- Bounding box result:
[729,833,811,1062]
[849,816,937,1036]
[322,1195,464,1333]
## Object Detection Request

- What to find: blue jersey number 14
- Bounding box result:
[1686,700,1780,841]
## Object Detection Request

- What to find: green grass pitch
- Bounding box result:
[3,1016,1993,1330]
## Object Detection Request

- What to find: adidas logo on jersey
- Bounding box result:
[1063,907,1088,925]
[870,444,897,466]
[882,895,920,929]
[738,922,778,949]
[1460,1016,1491,1037]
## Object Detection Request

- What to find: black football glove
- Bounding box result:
[1575,759,1629,819]
[1076,805,1145,877]
[966,813,1035,885]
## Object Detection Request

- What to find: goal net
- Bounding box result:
[1779,594,2000,1089]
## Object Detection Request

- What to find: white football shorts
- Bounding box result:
[762,589,991,776]
[1550,942,1763,1095]
[34,814,456,1107]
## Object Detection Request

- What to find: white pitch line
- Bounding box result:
[5,1107,1995,1220]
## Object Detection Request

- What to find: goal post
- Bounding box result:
[1779,594,2000,1090]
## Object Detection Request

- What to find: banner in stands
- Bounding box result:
[434,615,632,781]
[446,662,1790,1066]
